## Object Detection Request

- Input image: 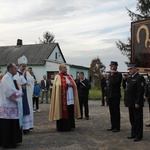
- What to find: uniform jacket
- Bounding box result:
[124,72,145,107]
[105,72,122,99]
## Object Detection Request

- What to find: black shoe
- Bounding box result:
[77,117,83,119]
[107,128,114,131]
[134,138,141,142]
[23,130,29,134]
[86,117,89,120]
[145,124,150,127]
[127,136,135,139]
[101,104,104,106]
[113,129,120,132]
[40,101,43,104]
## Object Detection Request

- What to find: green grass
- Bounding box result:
[89,87,125,100]
[40,86,125,101]
[89,87,101,100]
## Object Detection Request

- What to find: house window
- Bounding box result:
[55,52,57,59]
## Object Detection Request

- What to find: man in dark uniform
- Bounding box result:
[145,74,150,127]
[105,61,122,132]
[124,63,145,142]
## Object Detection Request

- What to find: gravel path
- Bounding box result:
[9,100,150,150]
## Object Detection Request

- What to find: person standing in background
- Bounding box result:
[49,75,54,101]
[105,61,122,132]
[100,73,107,106]
[122,73,129,100]
[74,73,80,83]
[28,67,36,80]
[33,80,41,112]
[41,75,49,104]
[76,72,91,120]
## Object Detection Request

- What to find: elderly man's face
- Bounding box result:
[129,67,137,75]
[60,65,67,74]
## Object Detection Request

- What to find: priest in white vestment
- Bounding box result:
[0,63,22,148]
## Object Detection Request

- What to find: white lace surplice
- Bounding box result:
[65,76,74,105]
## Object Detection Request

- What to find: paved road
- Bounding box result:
[10,101,150,150]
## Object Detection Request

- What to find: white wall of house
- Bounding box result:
[31,62,70,83]
[0,66,7,74]
[0,65,44,83]
[69,67,89,80]
[45,61,70,73]
[48,46,64,62]
[0,62,89,84]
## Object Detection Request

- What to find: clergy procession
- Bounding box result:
[0,56,150,149]
[0,56,35,148]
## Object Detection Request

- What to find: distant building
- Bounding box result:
[0,39,89,82]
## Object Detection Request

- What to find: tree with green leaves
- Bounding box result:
[89,57,105,87]
[38,31,55,44]
[116,0,150,63]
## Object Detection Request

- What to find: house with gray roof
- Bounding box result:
[0,40,89,83]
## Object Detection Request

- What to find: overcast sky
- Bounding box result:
[0,0,137,71]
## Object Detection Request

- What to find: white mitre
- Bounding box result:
[17,55,27,65]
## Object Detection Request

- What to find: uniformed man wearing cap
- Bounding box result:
[124,63,145,142]
[105,61,122,132]
[14,55,34,134]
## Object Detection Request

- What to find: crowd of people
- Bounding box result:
[0,57,150,148]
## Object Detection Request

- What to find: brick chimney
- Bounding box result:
[17,39,23,46]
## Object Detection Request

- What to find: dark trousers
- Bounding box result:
[129,107,143,139]
[0,119,22,148]
[50,88,52,99]
[101,89,105,105]
[102,89,108,105]
[108,98,120,130]
[41,90,48,103]
[79,96,89,118]
[56,105,75,132]
[33,96,39,110]
[50,88,52,103]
